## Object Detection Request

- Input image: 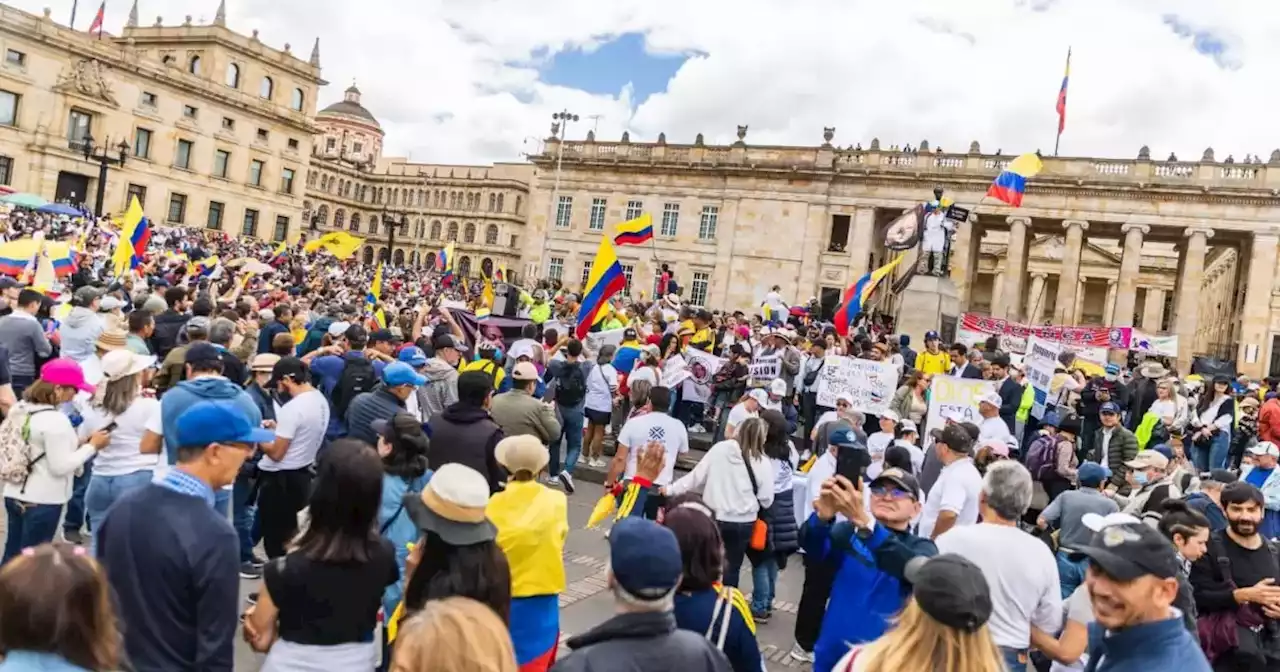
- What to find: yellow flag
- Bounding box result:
[482,274,494,308]
[303,231,364,260]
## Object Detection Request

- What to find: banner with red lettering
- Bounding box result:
[960,313,1131,352]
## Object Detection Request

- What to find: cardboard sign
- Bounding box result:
[923,375,996,448]
[1024,338,1061,420]
[815,356,899,416]
[749,353,782,382]
[584,328,626,354]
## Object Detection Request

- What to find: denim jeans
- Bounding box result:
[557,404,585,475]
[718,521,754,588]
[750,555,778,613]
[63,457,93,536]
[3,498,62,563]
[85,470,153,555]
[1000,647,1029,671]
[214,487,231,520]
[9,374,33,400]
[1191,430,1233,472]
[1056,549,1088,600]
[232,471,262,564]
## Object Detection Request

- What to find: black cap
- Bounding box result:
[370,329,394,344]
[1058,416,1083,436]
[870,467,921,500]
[0,277,20,290]
[930,425,973,454]
[433,333,464,351]
[1072,522,1181,581]
[344,323,369,344]
[905,554,992,632]
[268,357,308,387]
[184,342,222,366]
[623,327,638,340]
[1202,469,1239,485]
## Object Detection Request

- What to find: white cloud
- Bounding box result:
[18,0,1280,165]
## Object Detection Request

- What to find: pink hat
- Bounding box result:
[40,358,94,394]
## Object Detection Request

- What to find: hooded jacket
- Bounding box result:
[428,404,505,493]
[58,307,102,362]
[552,611,732,672]
[419,357,459,422]
[158,376,262,463]
[666,439,774,524]
[377,469,432,617]
[151,309,189,360]
[296,317,333,357]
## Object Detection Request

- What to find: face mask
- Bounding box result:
[1133,471,1150,486]
[1105,374,1118,382]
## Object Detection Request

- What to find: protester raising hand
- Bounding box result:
[635,440,667,483]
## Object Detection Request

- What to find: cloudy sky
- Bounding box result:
[23,0,1274,166]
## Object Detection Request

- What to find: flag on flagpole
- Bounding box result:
[302,231,364,259]
[367,262,387,328]
[438,242,456,284]
[575,235,627,339]
[111,195,150,276]
[986,153,1044,207]
[88,1,105,37]
[613,213,654,247]
[833,256,904,338]
[1056,47,1071,137]
[269,241,287,266]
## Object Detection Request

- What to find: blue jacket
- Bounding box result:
[673,589,763,672]
[1083,612,1210,672]
[803,514,937,672]
[378,470,432,617]
[1183,492,1228,534]
[159,377,262,464]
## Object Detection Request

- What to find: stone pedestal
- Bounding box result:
[897,274,961,343]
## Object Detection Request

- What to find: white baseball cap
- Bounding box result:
[327,321,351,337]
[978,392,1002,407]
[900,419,918,434]
[769,379,787,397]
[1249,442,1280,458]
[747,389,769,406]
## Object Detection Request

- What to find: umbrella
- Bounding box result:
[0,193,47,209]
[36,202,83,217]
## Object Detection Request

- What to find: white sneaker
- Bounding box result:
[690,423,707,434]
[594,457,608,468]
[558,470,576,494]
[788,643,814,663]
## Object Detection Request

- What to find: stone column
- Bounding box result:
[847,206,877,281]
[1174,227,1214,372]
[998,216,1031,320]
[1073,278,1087,325]
[1111,222,1148,336]
[1143,288,1166,331]
[1026,273,1047,323]
[1237,231,1279,378]
[990,271,1005,316]
[1104,279,1118,325]
[950,219,979,310]
[1053,219,1088,325]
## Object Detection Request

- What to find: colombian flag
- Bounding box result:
[0,238,40,277]
[190,256,220,277]
[575,235,626,339]
[1057,48,1071,135]
[269,241,287,266]
[438,241,456,285]
[44,242,74,278]
[366,262,387,328]
[509,595,560,672]
[111,196,150,276]
[833,256,904,338]
[613,213,653,247]
[986,153,1044,208]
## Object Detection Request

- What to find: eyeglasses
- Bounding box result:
[870,486,916,500]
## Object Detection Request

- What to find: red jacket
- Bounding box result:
[1259,398,1280,444]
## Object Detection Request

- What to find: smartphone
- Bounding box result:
[101,421,118,433]
[835,444,872,484]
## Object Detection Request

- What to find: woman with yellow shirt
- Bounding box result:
[486,435,568,672]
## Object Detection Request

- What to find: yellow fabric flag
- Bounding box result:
[303,231,364,260]
[482,274,494,308]
[367,262,387,329]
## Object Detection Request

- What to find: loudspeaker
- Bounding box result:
[492,283,518,317]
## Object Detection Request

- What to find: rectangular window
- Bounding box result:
[249,159,264,187]
[699,205,719,240]
[280,167,295,194]
[588,197,606,231]
[221,117,235,131]
[621,264,634,294]
[126,183,146,207]
[581,261,592,287]
[691,271,710,306]
[555,195,573,229]
[548,256,564,281]
[287,138,299,151]
[167,193,187,224]
[206,201,224,230]
[67,109,91,147]
[4,50,24,67]
[174,139,193,169]
[325,138,336,151]
[133,128,152,159]
[182,104,198,119]
[273,215,288,242]
[661,202,680,237]
[140,91,157,107]
[353,142,363,153]
[213,149,230,178]
[242,209,259,237]
[0,156,12,186]
[828,214,851,252]
[256,128,269,143]
[0,91,16,126]
[625,200,643,221]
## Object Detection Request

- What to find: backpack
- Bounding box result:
[0,407,55,489]
[1024,433,1061,481]
[332,354,377,419]
[556,362,588,407]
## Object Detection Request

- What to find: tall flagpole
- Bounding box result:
[70,0,79,29]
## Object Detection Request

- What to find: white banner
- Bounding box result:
[1025,337,1061,420]
[584,328,627,354]
[1129,329,1179,358]
[681,349,725,404]
[815,356,899,416]
[662,354,691,388]
[749,353,782,382]
[957,327,990,349]
[923,375,995,448]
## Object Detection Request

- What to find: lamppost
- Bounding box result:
[538,109,577,280]
[80,134,129,217]
[382,207,407,266]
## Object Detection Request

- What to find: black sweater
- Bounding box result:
[97,484,239,672]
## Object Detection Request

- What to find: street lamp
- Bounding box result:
[381,207,407,265]
[539,109,577,280]
[80,133,129,217]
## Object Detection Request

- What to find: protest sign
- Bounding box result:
[585,328,626,354]
[681,349,725,404]
[1024,337,1061,420]
[815,356,898,416]
[663,354,691,388]
[749,353,782,382]
[923,375,995,448]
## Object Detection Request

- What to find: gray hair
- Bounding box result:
[609,572,675,613]
[629,380,652,409]
[208,318,236,346]
[597,344,617,365]
[981,460,1033,521]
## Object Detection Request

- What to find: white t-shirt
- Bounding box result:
[617,412,689,486]
[917,457,983,539]
[866,431,894,479]
[260,389,330,472]
[979,415,1018,452]
[585,363,618,413]
[804,452,837,522]
[936,523,1064,649]
[80,398,163,477]
[1149,398,1177,423]
[726,402,757,436]
[628,365,658,388]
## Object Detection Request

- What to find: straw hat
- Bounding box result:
[495,435,549,476]
[95,329,128,352]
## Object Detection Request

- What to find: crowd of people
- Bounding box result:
[0,212,1272,672]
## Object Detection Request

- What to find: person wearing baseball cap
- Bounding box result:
[1096,400,1139,493]
[1037,460,1119,598]
[490,362,560,448]
[1113,450,1176,517]
[344,361,427,447]
[255,357,329,561]
[59,285,106,362]
[418,332,464,423]
[977,390,1018,461]
[723,388,767,441]
[1241,441,1280,539]
[1070,522,1210,671]
[913,330,950,376]
[301,320,387,439]
[97,400,272,672]
[918,423,982,540]
[1185,468,1237,534]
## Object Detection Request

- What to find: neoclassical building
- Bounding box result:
[301,85,531,277]
[0,2,323,239]
[524,130,1280,377]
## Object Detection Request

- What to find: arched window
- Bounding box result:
[449,192,457,209]
[369,215,379,236]
[418,190,425,207]
[260,76,274,99]
[447,222,459,242]
[291,88,305,111]
[317,204,329,226]
[464,222,476,244]
[481,258,493,278]
[473,192,481,210]
[334,209,346,228]
[497,194,505,212]
[350,213,361,233]
[188,55,201,75]
[362,247,374,265]
[425,252,437,269]
[430,220,442,240]
[393,249,405,266]
[485,224,498,245]
[458,256,471,277]
[225,63,240,88]
[434,191,442,207]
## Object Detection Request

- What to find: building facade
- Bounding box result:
[0,2,323,240]
[524,130,1280,377]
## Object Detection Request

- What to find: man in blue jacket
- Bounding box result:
[804,467,938,672]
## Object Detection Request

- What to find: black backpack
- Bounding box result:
[556,362,588,407]
[332,354,377,419]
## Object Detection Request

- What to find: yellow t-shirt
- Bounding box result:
[914,350,951,376]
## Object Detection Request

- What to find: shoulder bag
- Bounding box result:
[740,450,769,551]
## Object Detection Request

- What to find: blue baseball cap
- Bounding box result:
[829,427,864,448]
[925,330,940,341]
[383,361,427,387]
[1099,402,1121,415]
[1078,461,1111,487]
[174,401,275,447]
[397,346,427,367]
[609,518,682,600]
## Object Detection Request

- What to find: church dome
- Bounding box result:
[317,84,381,130]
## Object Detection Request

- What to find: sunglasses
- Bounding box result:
[870,486,916,500]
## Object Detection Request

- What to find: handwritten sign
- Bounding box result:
[584,328,626,354]
[749,353,782,382]
[662,354,690,388]
[815,356,899,416]
[680,349,725,404]
[1025,337,1061,420]
[923,375,995,449]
